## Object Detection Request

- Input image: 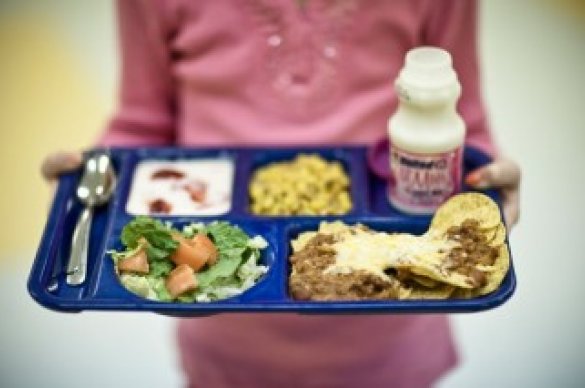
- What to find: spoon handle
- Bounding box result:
[66,206,93,285]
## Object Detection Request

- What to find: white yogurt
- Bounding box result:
[126,159,234,216]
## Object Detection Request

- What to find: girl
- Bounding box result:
[42,1,520,387]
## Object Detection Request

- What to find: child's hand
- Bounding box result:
[41,151,83,182]
[465,158,521,228]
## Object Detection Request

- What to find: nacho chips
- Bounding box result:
[288,193,510,301]
[430,192,501,232]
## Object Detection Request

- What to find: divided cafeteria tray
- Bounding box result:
[28,146,516,315]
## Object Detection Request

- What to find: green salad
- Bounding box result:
[109,216,268,302]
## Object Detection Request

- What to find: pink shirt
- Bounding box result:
[102,1,495,386]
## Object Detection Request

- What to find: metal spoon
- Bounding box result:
[66,153,116,285]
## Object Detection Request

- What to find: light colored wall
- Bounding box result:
[0,1,116,255]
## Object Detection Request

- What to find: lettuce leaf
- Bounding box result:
[196,247,246,287]
[195,222,250,288]
[149,260,174,278]
[205,222,249,250]
[147,276,173,302]
[121,216,178,253]
[119,216,178,265]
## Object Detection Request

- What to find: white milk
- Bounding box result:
[388,47,465,214]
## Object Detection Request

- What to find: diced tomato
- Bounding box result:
[118,249,149,274]
[170,232,217,271]
[166,264,198,298]
[191,233,219,266]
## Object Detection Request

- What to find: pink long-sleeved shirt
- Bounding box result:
[102,1,495,387]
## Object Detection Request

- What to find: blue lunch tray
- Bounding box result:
[27,146,516,315]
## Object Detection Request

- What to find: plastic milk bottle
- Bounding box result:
[388,46,465,214]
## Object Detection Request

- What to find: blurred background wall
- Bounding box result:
[1,1,584,387]
[0,1,115,255]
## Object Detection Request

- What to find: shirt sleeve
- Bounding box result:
[421,0,497,156]
[99,0,176,146]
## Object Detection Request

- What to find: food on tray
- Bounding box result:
[249,154,352,216]
[109,217,268,302]
[289,193,509,301]
[126,159,233,216]
[430,192,501,233]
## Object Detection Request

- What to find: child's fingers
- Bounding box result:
[464,158,521,230]
[41,152,83,181]
[465,159,521,190]
[502,187,520,228]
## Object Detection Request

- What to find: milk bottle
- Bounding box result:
[388,47,465,214]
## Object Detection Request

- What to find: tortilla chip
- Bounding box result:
[451,288,474,299]
[291,221,353,253]
[407,264,474,289]
[430,193,501,233]
[318,221,354,234]
[411,274,439,288]
[488,223,507,247]
[477,244,510,295]
[291,232,318,253]
[403,275,455,299]
[482,224,498,240]
[398,287,413,299]
[454,244,511,298]
[405,284,455,300]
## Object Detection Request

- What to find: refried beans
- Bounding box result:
[289,234,400,301]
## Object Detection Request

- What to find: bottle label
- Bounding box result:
[388,146,462,213]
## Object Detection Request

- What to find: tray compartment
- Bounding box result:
[115,148,240,219]
[279,217,515,313]
[241,147,368,218]
[89,217,282,311]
